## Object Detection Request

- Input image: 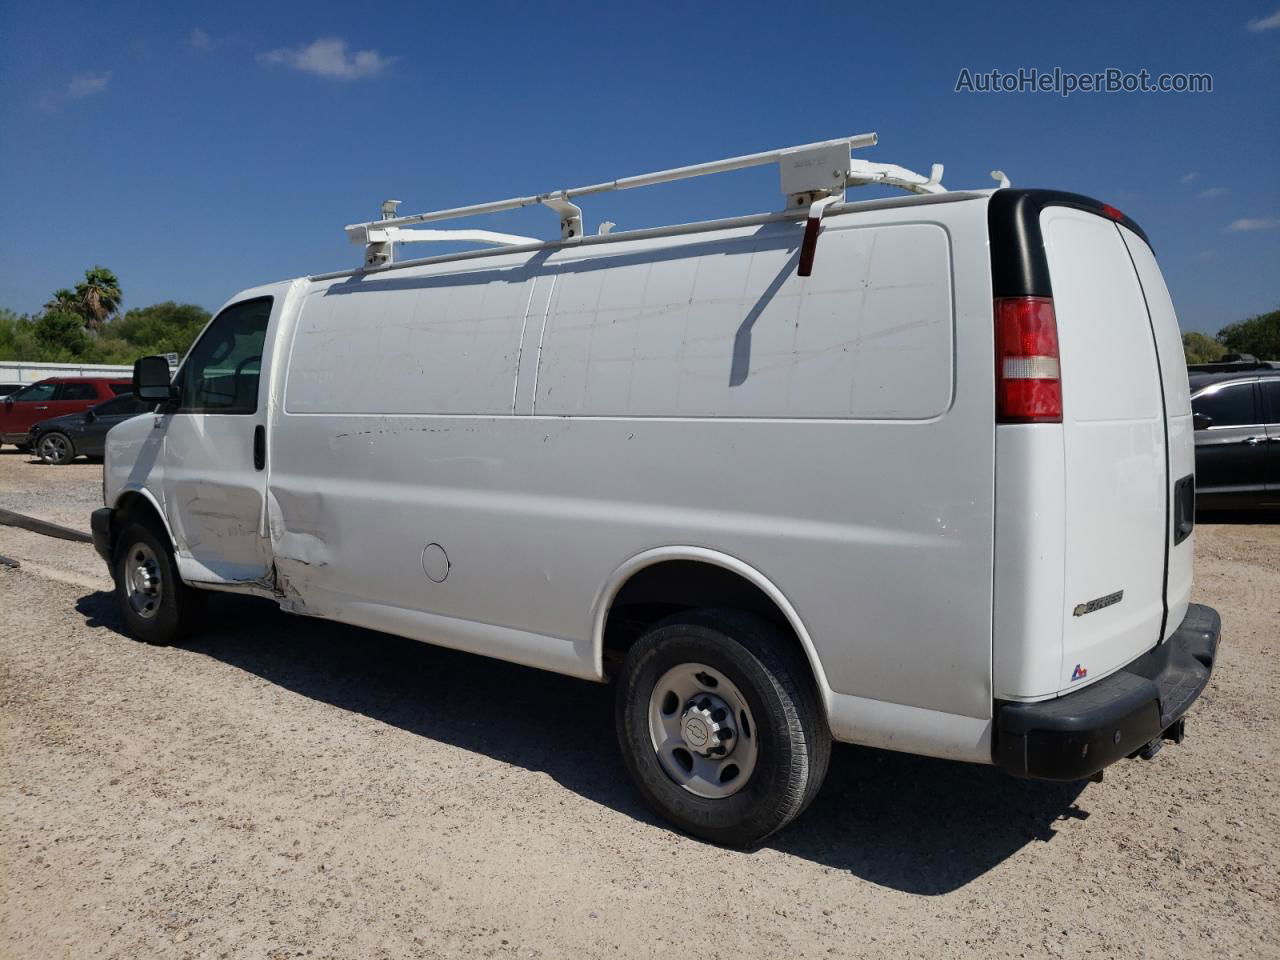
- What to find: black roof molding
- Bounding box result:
[988,189,1152,299]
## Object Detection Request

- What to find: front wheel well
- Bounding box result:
[112,492,172,550]
[601,559,819,694]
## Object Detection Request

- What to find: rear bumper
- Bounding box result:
[90,507,114,565]
[995,604,1220,780]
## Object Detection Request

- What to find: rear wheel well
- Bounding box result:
[602,560,816,690]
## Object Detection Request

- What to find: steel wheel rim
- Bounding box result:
[40,434,70,464]
[648,662,759,799]
[123,542,163,619]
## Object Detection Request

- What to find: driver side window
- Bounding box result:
[177,298,272,414]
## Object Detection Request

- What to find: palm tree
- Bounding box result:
[74,266,122,332]
[43,288,79,313]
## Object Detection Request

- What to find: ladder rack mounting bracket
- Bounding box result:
[779,141,852,202]
[540,195,584,241]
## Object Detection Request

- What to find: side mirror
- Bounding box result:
[1192,412,1212,431]
[133,356,175,403]
[84,410,96,422]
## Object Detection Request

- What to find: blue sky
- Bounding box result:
[1,1,1277,334]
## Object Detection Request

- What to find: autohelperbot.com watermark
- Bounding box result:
[955,67,1213,97]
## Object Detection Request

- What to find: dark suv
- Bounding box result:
[1190,368,1280,508]
[0,377,132,447]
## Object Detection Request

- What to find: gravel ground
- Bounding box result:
[1,448,1277,959]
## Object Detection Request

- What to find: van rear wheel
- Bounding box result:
[112,519,204,645]
[615,609,830,847]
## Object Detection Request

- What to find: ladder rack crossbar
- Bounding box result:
[345,132,879,240]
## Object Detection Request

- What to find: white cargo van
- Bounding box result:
[93,135,1219,846]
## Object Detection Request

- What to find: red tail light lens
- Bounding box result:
[995,296,1062,423]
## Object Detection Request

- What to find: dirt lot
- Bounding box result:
[1,450,1277,960]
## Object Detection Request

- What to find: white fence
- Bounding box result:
[0,360,137,385]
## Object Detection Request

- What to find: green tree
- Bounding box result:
[102,301,210,357]
[31,309,91,359]
[74,266,123,331]
[0,308,30,359]
[1182,331,1226,364]
[1217,308,1280,360]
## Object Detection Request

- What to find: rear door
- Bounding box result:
[52,381,100,418]
[1041,208,1167,688]
[1192,381,1265,497]
[1117,229,1195,634]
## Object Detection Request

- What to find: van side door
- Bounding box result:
[158,296,276,583]
[1192,380,1265,499]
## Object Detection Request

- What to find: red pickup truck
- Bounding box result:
[0,377,132,447]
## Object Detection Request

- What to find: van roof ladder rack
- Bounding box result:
[344,133,950,272]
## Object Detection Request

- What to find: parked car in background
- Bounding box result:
[1187,353,1280,375]
[28,393,157,465]
[1190,367,1280,509]
[0,383,23,397]
[0,377,131,448]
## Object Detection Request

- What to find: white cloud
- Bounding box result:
[190,28,211,49]
[1247,8,1280,31]
[66,71,111,99]
[1198,186,1228,199]
[257,37,393,80]
[1226,217,1280,232]
[1179,172,1198,185]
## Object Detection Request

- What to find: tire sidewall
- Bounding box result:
[616,619,816,845]
[113,521,186,645]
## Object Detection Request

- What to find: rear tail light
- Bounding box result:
[995,296,1062,423]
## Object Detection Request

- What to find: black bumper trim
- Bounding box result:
[90,507,114,565]
[996,604,1220,781]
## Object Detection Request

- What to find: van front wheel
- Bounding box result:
[615,609,830,847]
[112,520,204,645]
